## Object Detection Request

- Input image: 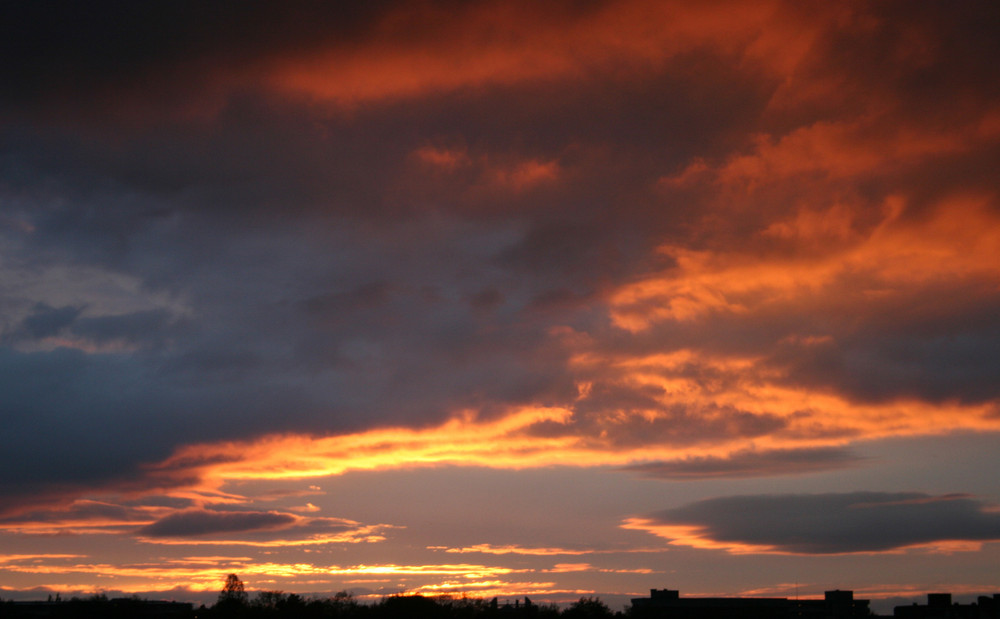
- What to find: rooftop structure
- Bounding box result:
[894,593,1000,619]
[630,589,870,619]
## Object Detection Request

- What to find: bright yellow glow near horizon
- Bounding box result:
[149,387,999,504]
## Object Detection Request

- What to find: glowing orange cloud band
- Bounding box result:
[0,556,589,598]
[125,195,1000,504]
[611,198,1000,329]
[152,385,998,503]
[269,0,793,106]
[436,544,664,556]
[620,518,996,556]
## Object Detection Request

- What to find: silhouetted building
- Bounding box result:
[630,589,869,619]
[978,596,1000,619]
[895,593,1000,619]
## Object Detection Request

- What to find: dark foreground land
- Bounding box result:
[4,589,999,619]
[1,593,608,619]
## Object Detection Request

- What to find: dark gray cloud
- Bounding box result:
[0,499,146,528]
[0,335,355,516]
[0,0,999,519]
[624,447,863,480]
[138,509,297,537]
[0,1,399,114]
[524,379,788,448]
[9,303,176,349]
[135,508,379,545]
[598,279,1000,408]
[647,492,1000,554]
[74,309,176,345]
[20,303,84,339]
[763,292,1000,405]
[0,213,586,514]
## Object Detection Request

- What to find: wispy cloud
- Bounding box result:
[622,447,863,479]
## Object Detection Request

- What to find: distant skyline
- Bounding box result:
[6,586,1000,618]
[1,0,999,611]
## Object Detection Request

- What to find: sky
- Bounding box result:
[1,0,999,612]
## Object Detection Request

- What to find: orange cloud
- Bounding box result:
[610,195,1000,329]
[545,563,653,575]
[0,500,163,535]
[623,492,1000,556]
[325,564,520,578]
[0,556,262,593]
[135,527,390,548]
[266,0,841,106]
[441,545,593,556]
[411,144,562,195]
[485,159,561,194]
[13,202,998,534]
[400,581,587,601]
[0,555,85,564]
[622,517,996,557]
[413,146,471,171]
[144,403,750,497]
[711,116,994,190]
[620,519,781,555]
[437,544,663,557]
[138,384,997,509]
[384,579,638,603]
[0,556,539,596]
[121,207,998,497]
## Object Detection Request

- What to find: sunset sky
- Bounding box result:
[2,1,999,612]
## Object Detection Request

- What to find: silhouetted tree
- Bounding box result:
[562,597,614,619]
[220,574,249,605]
[215,574,249,617]
[322,591,362,619]
[378,595,445,619]
[254,591,287,612]
[278,593,306,616]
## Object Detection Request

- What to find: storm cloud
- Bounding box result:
[641,492,1000,554]
[0,3,999,603]
[137,509,298,537]
[2,0,999,514]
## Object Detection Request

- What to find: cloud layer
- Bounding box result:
[2,0,1000,600]
[138,510,298,538]
[0,0,997,511]
[622,447,862,479]
[630,493,1000,554]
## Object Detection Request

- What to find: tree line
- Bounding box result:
[1,575,623,619]
[213,574,620,619]
[212,590,619,619]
